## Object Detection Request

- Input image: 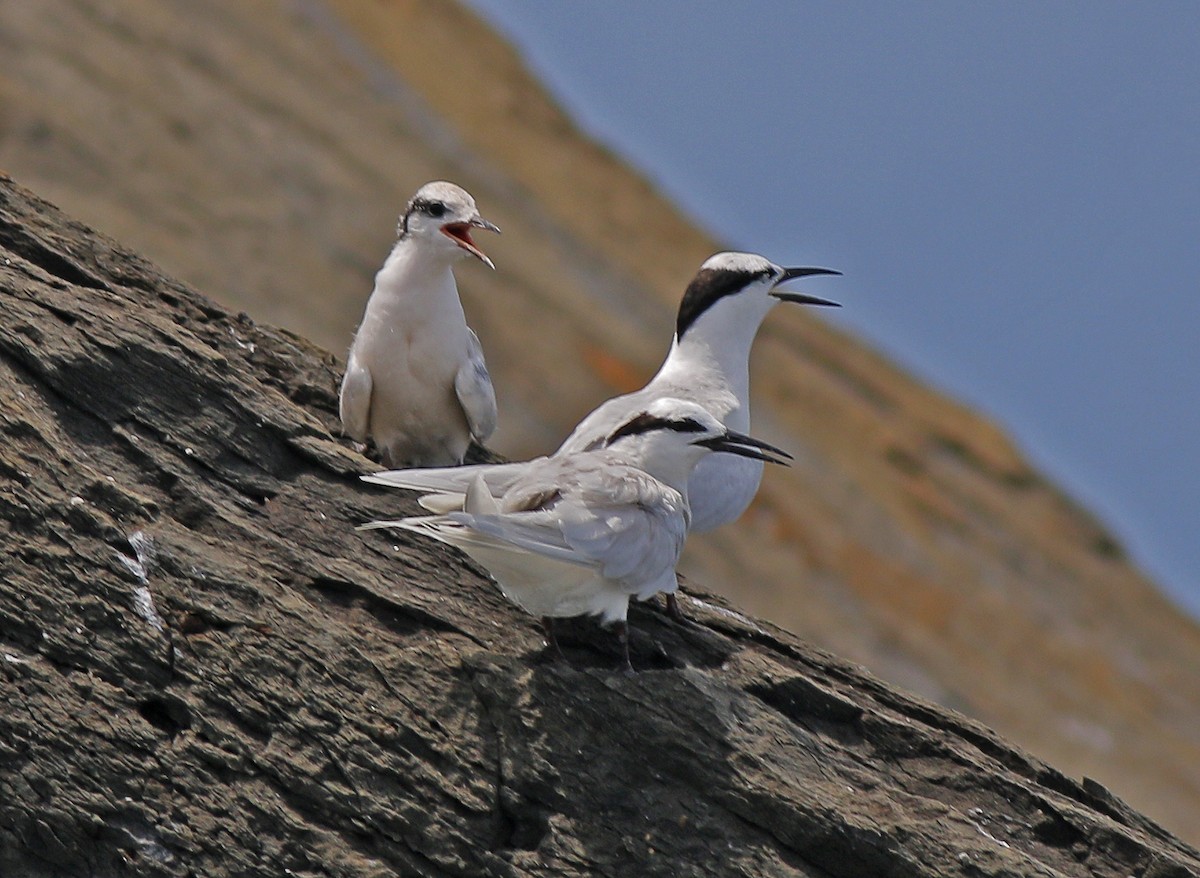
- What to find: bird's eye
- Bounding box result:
[425,201,447,218]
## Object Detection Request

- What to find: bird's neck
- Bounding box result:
[663,295,772,382]
[656,320,755,401]
[374,237,461,306]
[634,444,699,497]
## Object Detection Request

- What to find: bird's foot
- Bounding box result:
[663,593,687,624]
[541,617,568,664]
[613,620,636,676]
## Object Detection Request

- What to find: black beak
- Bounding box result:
[771,266,841,307]
[470,216,501,235]
[694,430,793,466]
[779,266,840,283]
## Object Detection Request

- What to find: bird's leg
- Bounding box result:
[613,620,635,676]
[541,617,566,662]
[663,593,687,623]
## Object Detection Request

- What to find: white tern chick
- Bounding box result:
[340,181,501,467]
[365,252,837,530]
[360,398,792,673]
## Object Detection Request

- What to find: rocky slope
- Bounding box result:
[0,0,1197,840]
[3,170,1198,878]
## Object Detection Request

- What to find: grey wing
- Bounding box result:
[362,462,518,493]
[552,471,688,584]
[448,510,597,568]
[339,356,373,442]
[443,467,686,588]
[444,486,666,574]
[455,328,497,443]
[361,510,581,566]
[362,461,532,512]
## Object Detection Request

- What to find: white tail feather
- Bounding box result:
[464,474,500,515]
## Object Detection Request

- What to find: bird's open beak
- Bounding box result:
[441,215,501,270]
[694,430,793,466]
[770,266,841,307]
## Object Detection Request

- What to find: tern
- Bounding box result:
[366,251,837,525]
[559,251,838,531]
[339,181,501,467]
[360,399,792,673]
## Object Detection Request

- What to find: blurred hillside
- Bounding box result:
[1,0,1197,841]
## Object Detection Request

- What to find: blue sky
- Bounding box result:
[464,1,1200,618]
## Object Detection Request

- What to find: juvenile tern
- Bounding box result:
[360,399,791,673]
[366,251,837,530]
[339,181,500,467]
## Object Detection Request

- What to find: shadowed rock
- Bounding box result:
[1,176,1196,877]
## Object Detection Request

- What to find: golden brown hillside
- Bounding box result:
[1,0,1197,840]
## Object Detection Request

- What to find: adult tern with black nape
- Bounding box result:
[359,399,792,674]
[365,251,838,623]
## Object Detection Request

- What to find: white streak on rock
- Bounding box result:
[133,586,164,633]
[118,532,164,632]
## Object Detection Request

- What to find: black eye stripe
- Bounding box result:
[400,197,451,236]
[606,413,708,445]
[410,198,447,218]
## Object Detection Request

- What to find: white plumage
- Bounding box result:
[339,181,500,467]
[361,399,791,671]
[365,251,838,529]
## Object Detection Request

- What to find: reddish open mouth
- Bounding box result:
[441,223,489,265]
[441,222,474,249]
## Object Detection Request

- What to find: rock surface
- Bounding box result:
[2,178,1198,877]
[1,0,1198,841]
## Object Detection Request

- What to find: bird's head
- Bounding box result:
[674,251,840,342]
[605,398,791,488]
[399,181,501,269]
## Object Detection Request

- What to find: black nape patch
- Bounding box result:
[675,267,772,340]
[607,413,707,446]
